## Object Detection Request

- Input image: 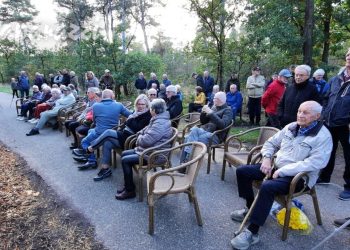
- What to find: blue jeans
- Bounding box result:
[82,129,99,163]
[90,129,121,166]
[121,149,141,192]
[236,164,304,226]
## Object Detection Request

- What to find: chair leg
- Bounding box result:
[221,159,226,181]
[148,202,154,235]
[212,148,216,161]
[138,171,144,202]
[282,202,292,241]
[112,149,116,168]
[187,192,193,203]
[207,150,211,174]
[191,187,203,226]
[311,188,322,225]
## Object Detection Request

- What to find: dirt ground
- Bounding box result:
[0,144,104,250]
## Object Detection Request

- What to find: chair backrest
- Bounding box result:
[256,127,280,146]
[150,127,178,167]
[185,142,207,184]
[189,112,201,123]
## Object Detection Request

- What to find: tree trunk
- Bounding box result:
[141,21,150,53]
[303,0,314,66]
[321,0,332,64]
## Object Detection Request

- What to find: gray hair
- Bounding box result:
[302,101,322,115]
[134,94,150,110]
[87,87,100,94]
[150,98,166,114]
[102,89,114,99]
[296,64,311,76]
[42,85,51,92]
[51,88,61,96]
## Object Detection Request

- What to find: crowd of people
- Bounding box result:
[10,49,350,246]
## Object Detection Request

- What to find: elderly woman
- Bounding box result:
[17,85,42,121]
[115,98,172,200]
[85,94,152,181]
[30,88,61,124]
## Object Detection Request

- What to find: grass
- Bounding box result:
[0,84,12,94]
[230,126,260,143]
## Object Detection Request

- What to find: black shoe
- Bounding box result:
[77,161,97,170]
[115,190,136,200]
[26,129,39,136]
[69,145,78,150]
[93,168,112,181]
[73,148,87,156]
[334,217,350,229]
[73,155,89,163]
[52,123,59,130]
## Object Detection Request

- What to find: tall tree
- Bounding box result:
[303,0,314,65]
[189,0,239,88]
[129,0,163,53]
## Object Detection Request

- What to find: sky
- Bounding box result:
[31,0,198,50]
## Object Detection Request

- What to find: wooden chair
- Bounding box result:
[130,127,178,202]
[221,126,280,180]
[147,142,207,235]
[247,153,322,241]
[121,100,132,109]
[15,96,32,115]
[170,113,183,128]
[175,112,201,144]
[57,101,85,133]
[206,120,234,174]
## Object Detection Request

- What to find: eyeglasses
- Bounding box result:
[295,74,307,77]
[149,94,156,96]
[137,103,146,106]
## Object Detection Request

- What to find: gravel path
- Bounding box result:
[0,92,348,250]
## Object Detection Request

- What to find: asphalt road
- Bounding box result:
[0,92,349,250]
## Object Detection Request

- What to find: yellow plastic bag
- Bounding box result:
[276,207,313,234]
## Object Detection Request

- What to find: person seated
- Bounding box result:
[65,87,100,149]
[147,88,158,102]
[17,85,42,121]
[26,86,76,136]
[26,85,53,122]
[181,91,233,162]
[310,68,330,100]
[30,88,62,124]
[208,84,219,107]
[73,89,131,171]
[226,84,243,120]
[230,101,332,250]
[68,83,78,99]
[158,83,166,100]
[165,85,183,127]
[85,94,152,181]
[188,86,206,113]
[115,98,172,200]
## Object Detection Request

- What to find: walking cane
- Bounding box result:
[233,154,275,237]
[10,96,14,108]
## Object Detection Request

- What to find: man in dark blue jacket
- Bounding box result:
[318,49,350,201]
[135,72,147,94]
[18,71,30,99]
[203,70,215,97]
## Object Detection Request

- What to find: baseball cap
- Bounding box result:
[105,69,110,73]
[278,69,292,78]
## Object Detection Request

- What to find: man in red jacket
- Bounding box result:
[261,69,292,128]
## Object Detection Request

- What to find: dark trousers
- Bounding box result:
[236,165,304,226]
[20,89,29,99]
[248,97,261,125]
[65,120,80,144]
[266,113,281,129]
[319,125,350,189]
[188,103,203,113]
[121,149,139,192]
[12,89,18,98]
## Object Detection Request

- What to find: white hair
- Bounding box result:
[296,65,311,76]
[313,69,325,77]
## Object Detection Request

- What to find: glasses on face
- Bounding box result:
[295,74,307,77]
[149,94,156,96]
[137,103,146,106]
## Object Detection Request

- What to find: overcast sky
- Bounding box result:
[31,0,198,50]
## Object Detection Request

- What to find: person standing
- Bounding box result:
[246,67,265,126]
[162,74,172,87]
[192,72,204,89]
[278,65,319,127]
[135,72,147,94]
[203,71,215,98]
[10,77,19,98]
[17,71,30,99]
[100,69,115,90]
[318,49,350,201]
[225,72,240,92]
[261,69,291,128]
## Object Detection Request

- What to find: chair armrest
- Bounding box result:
[124,133,138,149]
[247,145,263,164]
[208,121,233,147]
[289,172,310,195]
[224,136,243,152]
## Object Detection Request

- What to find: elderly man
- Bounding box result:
[73,89,131,180]
[230,101,332,249]
[165,85,183,125]
[147,88,158,101]
[278,65,319,127]
[162,73,172,87]
[246,66,265,126]
[135,72,147,94]
[26,86,76,136]
[85,71,99,89]
[318,49,350,200]
[192,72,204,89]
[261,69,292,128]
[226,84,243,120]
[99,69,115,90]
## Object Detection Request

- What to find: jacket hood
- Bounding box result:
[153,111,170,121]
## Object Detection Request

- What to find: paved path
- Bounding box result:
[0,92,348,250]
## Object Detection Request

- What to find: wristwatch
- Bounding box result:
[263,153,272,159]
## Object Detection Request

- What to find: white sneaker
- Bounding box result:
[29,119,38,124]
[17,117,25,121]
[231,207,249,222]
[230,228,259,250]
[28,118,36,122]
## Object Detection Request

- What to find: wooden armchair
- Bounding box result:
[147,142,207,235]
[243,153,322,241]
[175,112,201,144]
[130,127,178,202]
[206,120,234,174]
[15,96,32,115]
[57,101,85,133]
[221,126,280,180]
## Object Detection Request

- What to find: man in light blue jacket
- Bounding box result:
[230,101,332,250]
